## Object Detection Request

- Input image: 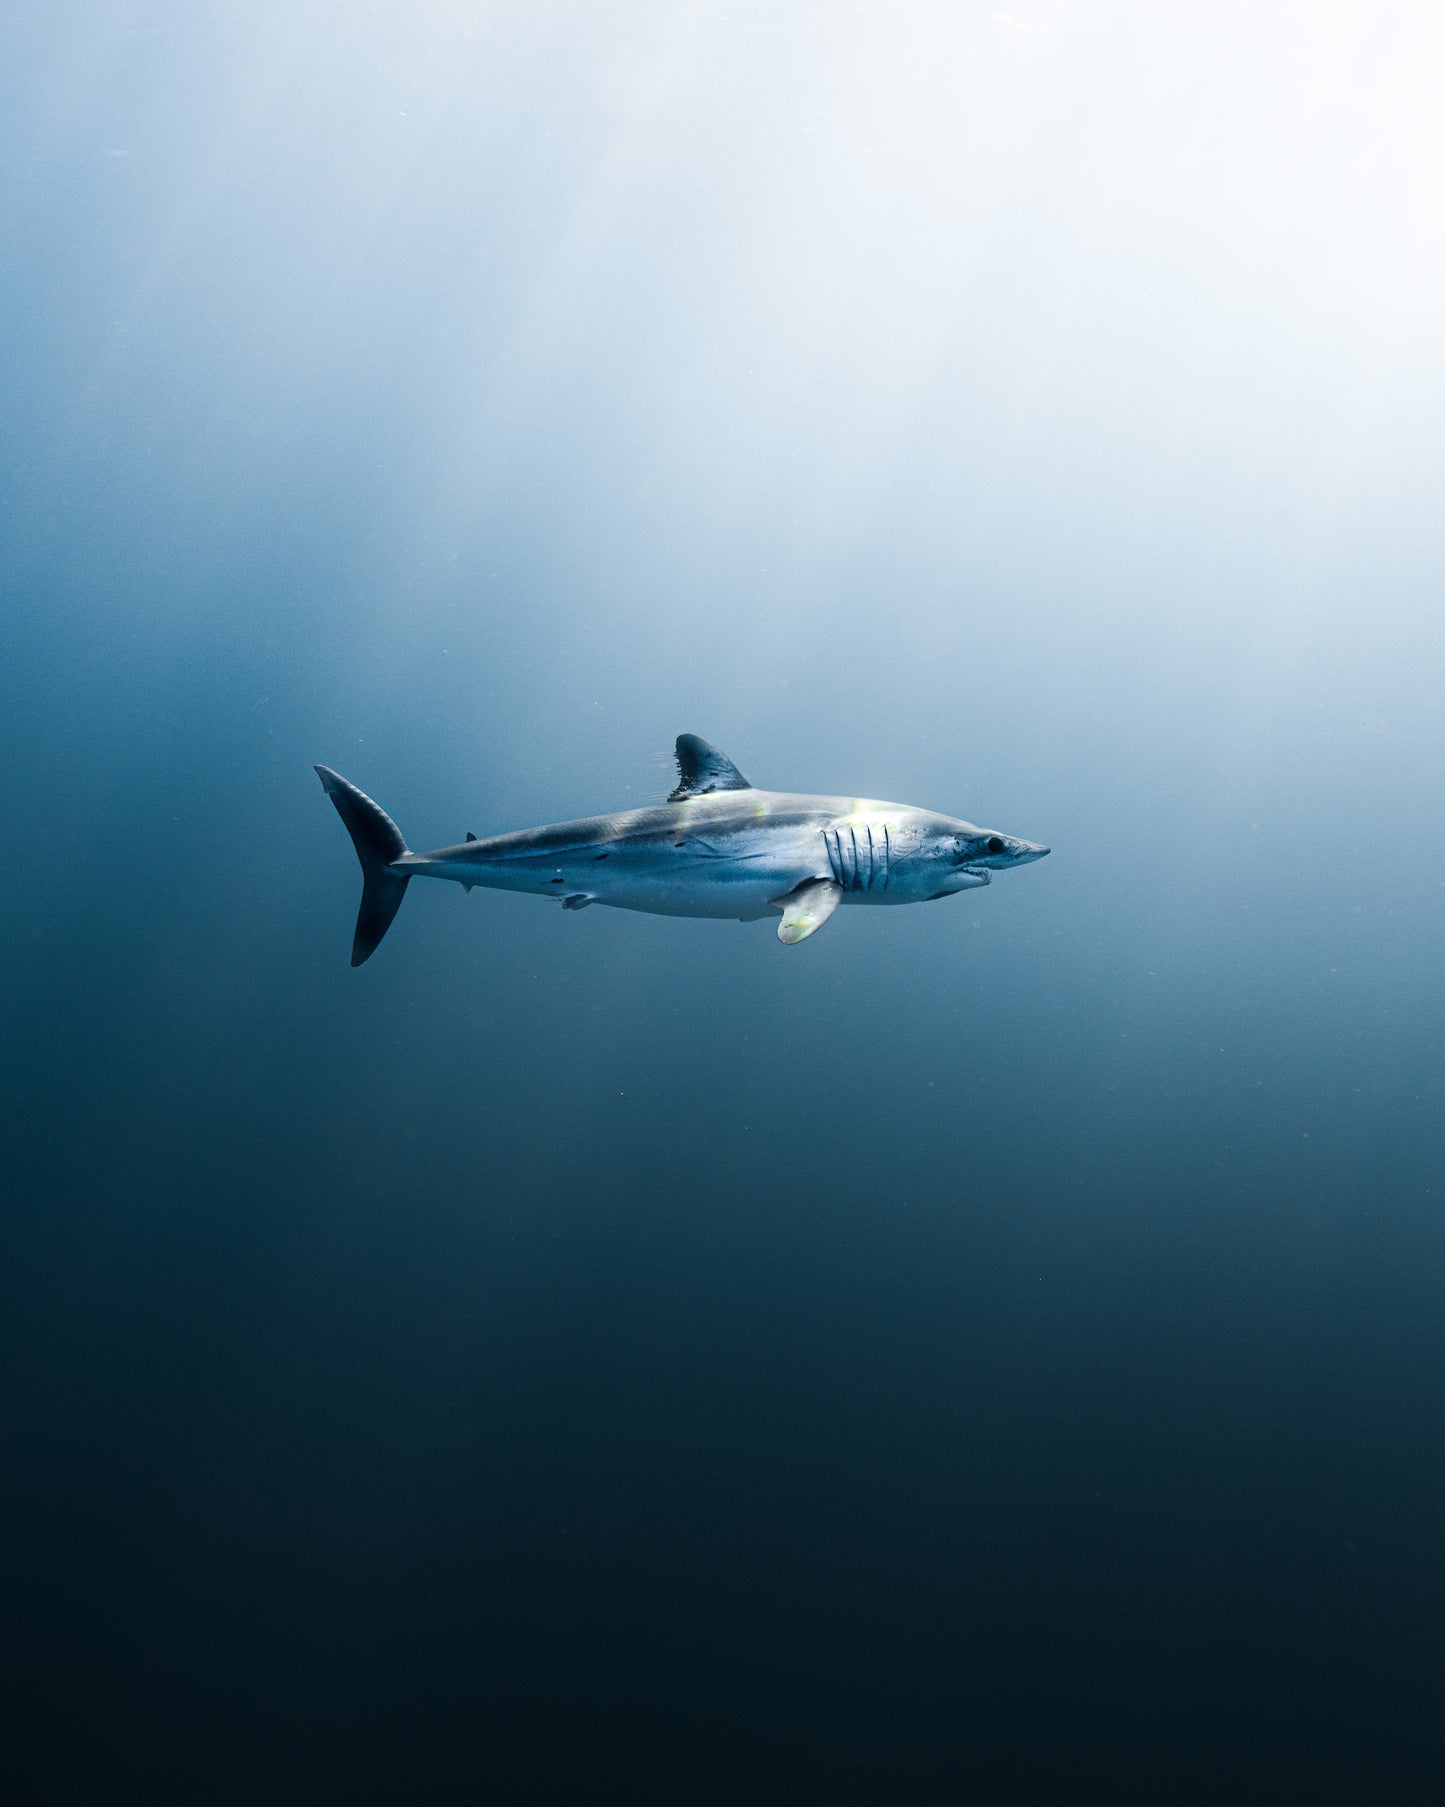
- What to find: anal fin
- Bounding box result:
[773,878,841,944]
[562,892,595,911]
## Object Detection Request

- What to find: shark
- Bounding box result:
[315,733,1049,965]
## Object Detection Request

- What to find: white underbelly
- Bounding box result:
[594,870,795,920]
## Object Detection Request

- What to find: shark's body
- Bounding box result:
[316,734,1048,965]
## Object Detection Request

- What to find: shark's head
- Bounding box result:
[954,824,1050,871]
[916,813,1050,896]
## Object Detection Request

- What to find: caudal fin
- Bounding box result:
[314,765,411,966]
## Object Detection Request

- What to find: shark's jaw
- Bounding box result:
[949,867,992,890]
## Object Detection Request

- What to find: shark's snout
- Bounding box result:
[953,831,1050,873]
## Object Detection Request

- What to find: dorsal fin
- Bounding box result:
[466,831,478,842]
[668,733,751,801]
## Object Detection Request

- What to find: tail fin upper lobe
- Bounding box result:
[315,766,410,965]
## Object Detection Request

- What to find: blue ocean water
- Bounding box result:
[3,5,1443,1800]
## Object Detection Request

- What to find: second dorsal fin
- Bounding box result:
[466,831,478,842]
[668,733,751,801]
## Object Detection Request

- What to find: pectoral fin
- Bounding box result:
[773,878,842,945]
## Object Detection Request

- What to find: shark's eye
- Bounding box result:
[986,836,1005,855]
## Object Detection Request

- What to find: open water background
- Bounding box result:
[3,4,1443,1800]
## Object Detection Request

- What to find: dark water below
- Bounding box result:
[4,6,1444,1801]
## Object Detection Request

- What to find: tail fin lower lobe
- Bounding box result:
[314,765,411,965]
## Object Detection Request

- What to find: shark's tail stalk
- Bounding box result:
[314,765,411,966]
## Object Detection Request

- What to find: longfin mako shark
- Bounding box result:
[315,734,1049,966]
